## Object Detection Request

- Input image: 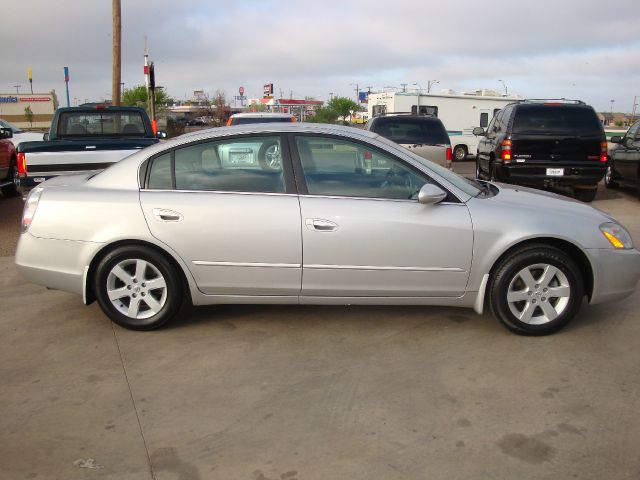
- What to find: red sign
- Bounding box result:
[20,96,51,102]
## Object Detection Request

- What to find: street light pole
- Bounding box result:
[498,79,508,96]
[413,83,422,114]
[427,80,439,93]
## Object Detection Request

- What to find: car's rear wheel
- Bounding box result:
[258,142,282,171]
[489,245,583,335]
[453,145,467,162]
[604,164,618,189]
[573,186,597,202]
[1,162,21,197]
[95,246,183,330]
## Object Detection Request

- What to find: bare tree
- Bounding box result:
[112,0,121,105]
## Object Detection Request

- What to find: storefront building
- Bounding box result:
[0,92,58,129]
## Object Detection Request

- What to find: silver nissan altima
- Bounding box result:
[15,123,640,335]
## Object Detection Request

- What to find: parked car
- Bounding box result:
[364,113,452,168]
[474,99,607,202]
[0,118,44,147]
[0,127,21,197]
[227,112,296,126]
[605,120,640,194]
[15,123,640,335]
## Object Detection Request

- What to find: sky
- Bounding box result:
[1,0,639,113]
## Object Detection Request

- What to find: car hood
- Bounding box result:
[489,182,614,222]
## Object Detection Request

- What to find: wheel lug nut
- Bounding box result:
[132,293,137,298]
[133,279,138,283]
[543,288,548,292]
[141,292,146,297]
[535,284,539,288]
[541,297,546,301]
[528,291,532,296]
[142,283,146,287]
[532,299,537,304]
[127,285,132,290]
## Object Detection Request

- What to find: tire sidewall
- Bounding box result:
[490,247,583,335]
[95,246,182,330]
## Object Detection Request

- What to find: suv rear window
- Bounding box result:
[512,105,602,135]
[229,117,292,125]
[373,117,449,144]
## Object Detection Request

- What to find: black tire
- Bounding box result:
[258,141,282,171]
[452,145,467,162]
[489,245,584,336]
[1,162,21,197]
[475,158,486,180]
[489,162,499,182]
[573,186,597,202]
[94,246,183,330]
[604,163,618,189]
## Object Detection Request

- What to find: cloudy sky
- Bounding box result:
[2,0,639,112]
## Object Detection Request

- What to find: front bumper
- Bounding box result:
[587,247,640,305]
[15,232,103,298]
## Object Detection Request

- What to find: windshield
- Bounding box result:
[57,111,147,137]
[512,105,602,136]
[373,117,449,144]
[0,119,21,133]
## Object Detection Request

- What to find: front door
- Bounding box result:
[139,134,302,296]
[291,134,473,298]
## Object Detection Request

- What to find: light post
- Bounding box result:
[498,79,508,96]
[610,99,615,114]
[13,84,21,94]
[427,80,439,93]
[413,83,423,114]
[350,82,360,107]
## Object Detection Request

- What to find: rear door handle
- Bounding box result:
[305,218,338,232]
[152,208,183,222]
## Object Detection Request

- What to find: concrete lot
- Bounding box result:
[1,170,640,480]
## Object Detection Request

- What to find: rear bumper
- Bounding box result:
[496,161,606,186]
[587,247,640,305]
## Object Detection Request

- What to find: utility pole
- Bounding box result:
[427,79,439,93]
[400,83,408,92]
[13,85,20,94]
[112,0,122,105]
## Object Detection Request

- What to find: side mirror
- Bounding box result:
[43,132,50,141]
[417,184,447,205]
[609,136,622,144]
[0,127,13,139]
[472,127,485,136]
[156,130,168,139]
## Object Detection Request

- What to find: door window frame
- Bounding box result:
[140,133,297,194]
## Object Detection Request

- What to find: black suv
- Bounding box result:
[473,100,607,202]
[365,114,452,168]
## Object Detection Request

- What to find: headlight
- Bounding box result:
[21,187,43,233]
[600,222,633,249]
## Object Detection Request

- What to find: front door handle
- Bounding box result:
[305,218,338,232]
[152,208,183,222]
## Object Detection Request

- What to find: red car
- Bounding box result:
[0,127,21,197]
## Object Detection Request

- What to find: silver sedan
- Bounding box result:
[15,123,640,335]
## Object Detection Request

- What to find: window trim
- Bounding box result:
[142,133,296,194]
[286,132,460,203]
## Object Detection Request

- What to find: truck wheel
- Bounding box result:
[604,164,618,189]
[1,163,22,197]
[258,142,282,171]
[573,187,597,202]
[453,145,467,162]
[95,246,184,330]
[489,244,583,335]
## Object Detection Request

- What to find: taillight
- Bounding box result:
[501,139,512,162]
[600,141,608,162]
[226,118,233,126]
[446,146,452,161]
[21,187,43,233]
[17,152,27,175]
[291,117,297,122]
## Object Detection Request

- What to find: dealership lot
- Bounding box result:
[1,176,640,479]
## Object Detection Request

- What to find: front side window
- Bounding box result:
[295,136,431,200]
[147,136,286,193]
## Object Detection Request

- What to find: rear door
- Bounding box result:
[139,134,302,297]
[291,134,473,298]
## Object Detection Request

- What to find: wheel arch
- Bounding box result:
[85,239,193,306]
[482,237,594,309]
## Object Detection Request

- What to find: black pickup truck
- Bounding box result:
[17,105,166,186]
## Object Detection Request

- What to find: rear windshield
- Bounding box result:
[57,111,147,137]
[512,105,602,135]
[230,117,292,125]
[372,117,449,144]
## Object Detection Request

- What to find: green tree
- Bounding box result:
[24,106,34,127]
[328,96,359,123]
[307,106,339,124]
[122,85,173,109]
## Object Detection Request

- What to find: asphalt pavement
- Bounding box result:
[1,166,640,480]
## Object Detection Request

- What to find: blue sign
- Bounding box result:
[0,96,18,103]
[359,91,368,102]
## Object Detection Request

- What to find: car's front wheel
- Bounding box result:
[489,245,584,335]
[94,246,183,330]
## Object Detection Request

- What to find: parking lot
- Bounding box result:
[2,169,640,480]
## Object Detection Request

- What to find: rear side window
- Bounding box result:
[373,118,449,144]
[512,106,602,135]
